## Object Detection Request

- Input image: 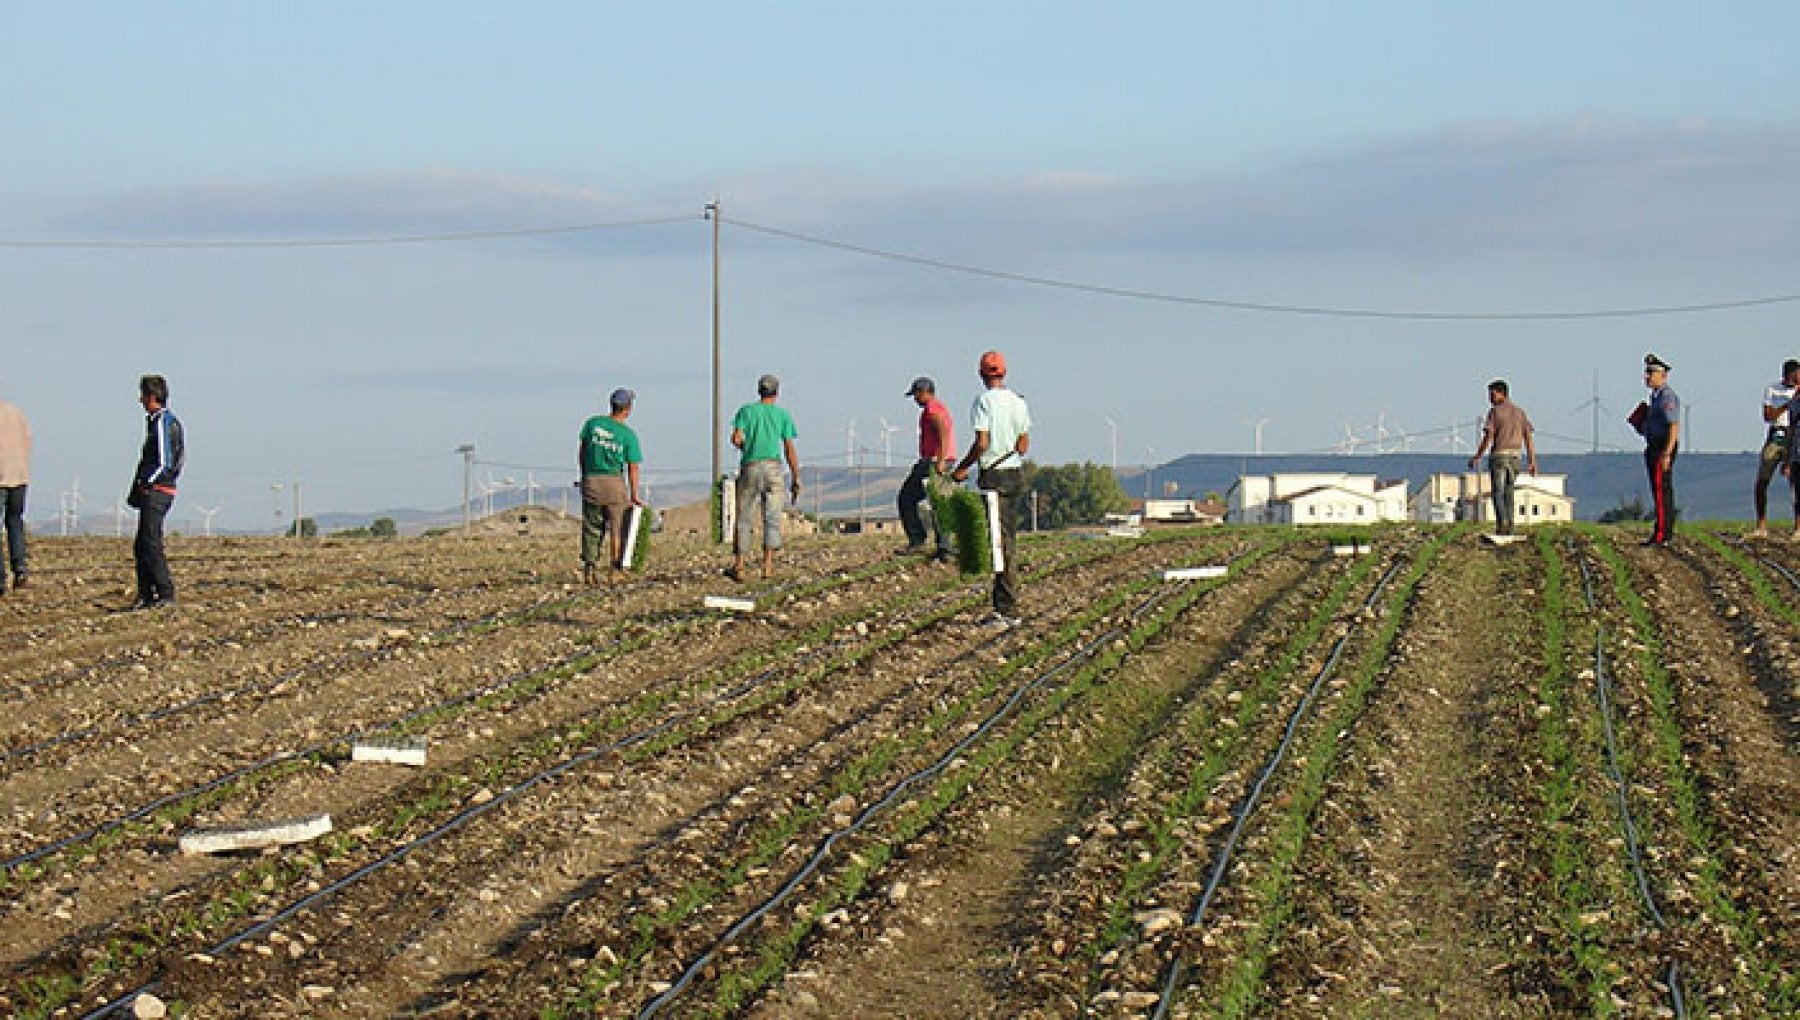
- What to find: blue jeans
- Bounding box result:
[1488,452,1520,533]
[1,485,25,585]
[897,459,950,553]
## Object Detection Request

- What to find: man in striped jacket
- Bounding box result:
[128,374,184,609]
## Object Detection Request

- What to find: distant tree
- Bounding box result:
[1598,495,1652,523]
[287,517,318,538]
[1019,461,1133,530]
[369,517,398,539]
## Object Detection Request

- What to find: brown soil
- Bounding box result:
[1,525,1795,1020]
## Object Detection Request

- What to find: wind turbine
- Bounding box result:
[1573,368,1607,453]
[1104,415,1120,469]
[1242,416,1272,455]
[842,419,858,468]
[877,418,901,468]
[1336,422,1364,456]
[59,477,83,536]
[197,505,223,537]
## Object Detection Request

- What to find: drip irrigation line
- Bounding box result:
[638,544,1258,1018]
[1591,628,1667,926]
[67,537,1119,1018]
[1149,553,1406,1020]
[1570,539,1687,1019]
[1724,532,1800,594]
[3,567,732,872]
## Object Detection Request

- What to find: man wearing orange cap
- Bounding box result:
[953,350,1032,625]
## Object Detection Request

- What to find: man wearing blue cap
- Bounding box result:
[578,388,644,584]
[897,376,955,562]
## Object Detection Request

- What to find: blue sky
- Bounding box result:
[3,3,1798,530]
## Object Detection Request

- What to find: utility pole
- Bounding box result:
[707,199,723,541]
[457,444,475,534]
[293,482,303,539]
[1590,369,1601,454]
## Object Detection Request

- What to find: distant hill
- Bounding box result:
[411,453,1769,529]
[43,452,1767,536]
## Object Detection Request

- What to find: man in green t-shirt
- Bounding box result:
[577,388,644,584]
[728,374,801,581]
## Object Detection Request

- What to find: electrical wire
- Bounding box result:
[6,204,1794,320]
[0,214,699,249]
[720,215,1800,321]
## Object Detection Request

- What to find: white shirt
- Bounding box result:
[1765,382,1794,437]
[970,386,1031,469]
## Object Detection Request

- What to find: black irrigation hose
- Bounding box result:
[0,578,619,762]
[1571,539,1688,1020]
[74,601,886,1019]
[636,546,1259,1019]
[0,565,549,702]
[1724,532,1800,594]
[14,543,1097,871]
[1,604,683,871]
[68,538,1136,1018]
[1148,554,1406,1020]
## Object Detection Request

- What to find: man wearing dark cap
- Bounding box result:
[578,388,644,585]
[1633,354,1680,545]
[728,374,801,581]
[1751,359,1799,537]
[897,376,955,562]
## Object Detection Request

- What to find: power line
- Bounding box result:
[720,215,1800,321]
[6,205,1795,320]
[0,214,700,249]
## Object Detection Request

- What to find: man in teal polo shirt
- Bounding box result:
[578,388,643,584]
[729,374,801,581]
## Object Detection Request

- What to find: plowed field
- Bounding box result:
[2,524,1795,1019]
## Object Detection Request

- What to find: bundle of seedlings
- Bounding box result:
[930,474,992,575]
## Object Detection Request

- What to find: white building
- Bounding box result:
[1411,471,1575,526]
[1229,473,1410,526]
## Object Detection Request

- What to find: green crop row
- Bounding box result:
[1199,528,1456,1018]
[1584,528,1799,1013]
[569,534,1285,1017]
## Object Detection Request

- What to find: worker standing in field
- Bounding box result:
[1466,379,1538,535]
[0,389,30,594]
[1750,358,1799,537]
[952,350,1031,626]
[896,375,955,563]
[128,374,184,609]
[728,374,801,582]
[1632,353,1680,546]
[577,388,644,585]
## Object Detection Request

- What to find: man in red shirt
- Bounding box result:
[897,376,955,562]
